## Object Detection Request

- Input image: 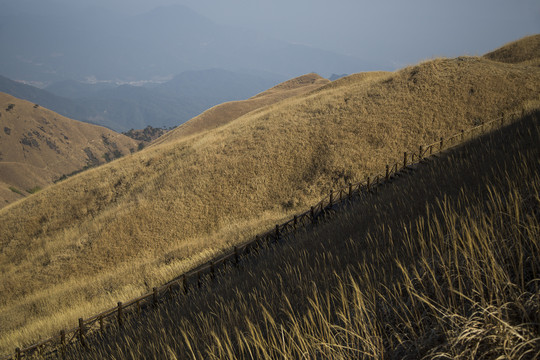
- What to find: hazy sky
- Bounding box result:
[82,0,540,68]
[3,0,539,71]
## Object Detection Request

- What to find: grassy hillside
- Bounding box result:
[0,37,539,354]
[0,93,138,208]
[57,110,540,360]
[484,34,540,65]
[152,73,330,145]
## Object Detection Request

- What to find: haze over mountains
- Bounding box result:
[0,69,282,131]
[0,2,371,85]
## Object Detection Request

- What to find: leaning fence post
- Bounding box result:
[117,302,123,328]
[79,318,86,348]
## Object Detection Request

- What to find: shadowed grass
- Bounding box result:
[54,112,540,359]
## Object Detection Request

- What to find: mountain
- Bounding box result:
[0,92,138,208]
[1,36,539,354]
[44,80,116,99]
[2,69,283,132]
[153,73,330,145]
[483,34,540,65]
[0,4,377,84]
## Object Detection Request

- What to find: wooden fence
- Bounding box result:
[2,109,527,360]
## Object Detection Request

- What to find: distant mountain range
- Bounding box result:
[0,69,284,131]
[0,3,379,85]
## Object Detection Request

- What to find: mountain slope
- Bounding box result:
[0,92,138,208]
[0,37,539,353]
[153,73,330,145]
[483,34,540,65]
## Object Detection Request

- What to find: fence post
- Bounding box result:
[385,165,389,182]
[183,274,188,294]
[153,287,158,306]
[99,316,104,333]
[60,329,66,354]
[348,183,352,199]
[311,206,315,223]
[117,302,123,328]
[275,225,280,240]
[79,318,86,348]
[210,261,215,280]
[403,152,407,168]
[419,145,423,160]
[367,176,371,192]
[329,191,333,207]
[234,246,239,265]
[440,137,443,151]
[15,348,21,360]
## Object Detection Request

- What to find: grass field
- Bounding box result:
[56,110,540,359]
[0,35,539,355]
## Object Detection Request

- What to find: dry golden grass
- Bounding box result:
[57,110,540,359]
[1,36,539,354]
[151,73,330,145]
[484,34,540,64]
[0,93,138,208]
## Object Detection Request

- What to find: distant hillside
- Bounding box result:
[2,69,282,132]
[483,34,540,65]
[0,93,138,208]
[153,73,329,145]
[123,126,171,144]
[1,36,539,354]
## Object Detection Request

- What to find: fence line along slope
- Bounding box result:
[0,35,539,354]
[53,110,540,359]
[2,99,527,360]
